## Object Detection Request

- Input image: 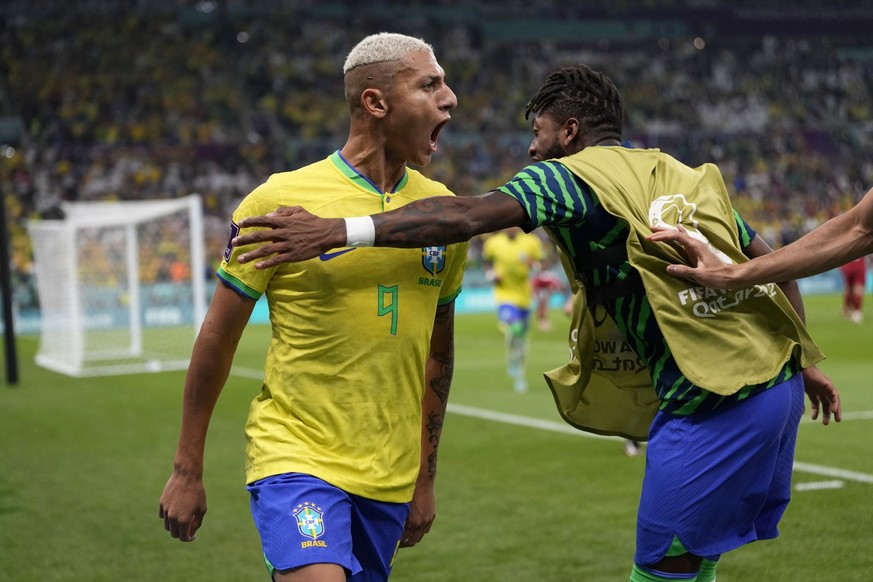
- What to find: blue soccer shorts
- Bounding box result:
[247,472,410,581]
[634,373,805,566]
[496,304,530,332]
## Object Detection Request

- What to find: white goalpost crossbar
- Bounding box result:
[27,195,206,377]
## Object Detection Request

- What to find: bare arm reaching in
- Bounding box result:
[743,235,841,425]
[234,191,527,268]
[647,188,873,289]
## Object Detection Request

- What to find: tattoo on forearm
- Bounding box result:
[427,449,438,479]
[434,303,452,325]
[425,300,452,480]
[429,351,452,404]
[425,410,442,478]
[429,305,454,403]
[372,198,466,246]
[426,410,442,446]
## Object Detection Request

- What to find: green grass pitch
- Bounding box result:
[0,293,870,581]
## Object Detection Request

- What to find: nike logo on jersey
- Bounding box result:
[318,248,357,261]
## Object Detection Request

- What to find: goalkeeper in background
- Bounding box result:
[158,33,468,582]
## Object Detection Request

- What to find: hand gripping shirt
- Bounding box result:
[219,151,468,503]
[498,147,823,416]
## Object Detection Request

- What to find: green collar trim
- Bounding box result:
[330,150,409,195]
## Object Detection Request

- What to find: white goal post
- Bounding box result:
[27,195,207,377]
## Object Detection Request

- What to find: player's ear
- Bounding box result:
[562,117,580,145]
[361,88,388,118]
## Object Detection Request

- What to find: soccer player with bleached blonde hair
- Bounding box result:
[159,32,467,581]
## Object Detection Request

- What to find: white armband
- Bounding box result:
[344,216,376,247]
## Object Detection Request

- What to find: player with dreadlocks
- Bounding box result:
[231,64,842,581]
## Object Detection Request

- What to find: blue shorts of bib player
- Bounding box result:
[247,473,410,581]
[634,374,805,567]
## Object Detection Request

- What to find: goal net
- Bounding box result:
[27,195,207,377]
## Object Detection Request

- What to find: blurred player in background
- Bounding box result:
[531,266,565,331]
[840,257,867,323]
[482,226,545,393]
[159,33,468,582]
[231,63,841,582]
[623,438,643,457]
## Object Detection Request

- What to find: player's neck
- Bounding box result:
[339,140,406,194]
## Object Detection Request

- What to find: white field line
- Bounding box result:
[794,480,845,492]
[229,367,873,485]
[447,403,873,486]
[792,462,873,485]
[447,403,612,440]
[800,409,873,423]
[230,366,267,380]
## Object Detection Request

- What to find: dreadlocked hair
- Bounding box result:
[524,64,624,141]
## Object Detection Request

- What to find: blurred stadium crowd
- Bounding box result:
[2,0,872,311]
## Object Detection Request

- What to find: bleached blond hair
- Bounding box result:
[343,33,433,74]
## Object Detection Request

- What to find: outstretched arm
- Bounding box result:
[743,236,841,425]
[369,191,526,247]
[647,188,873,288]
[234,191,527,268]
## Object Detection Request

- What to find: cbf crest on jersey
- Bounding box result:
[421,246,446,276]
[293,502,325,540]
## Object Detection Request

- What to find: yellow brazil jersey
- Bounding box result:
[481,230,544,309]
[218,151,468,503]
